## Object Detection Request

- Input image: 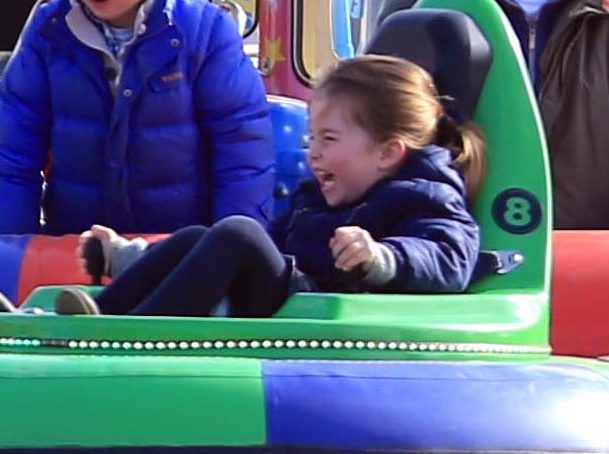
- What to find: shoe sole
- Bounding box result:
[55,289,100,315]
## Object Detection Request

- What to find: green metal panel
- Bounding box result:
[4,286,550,361]
[417,0,552,295]
[0,354,265,448]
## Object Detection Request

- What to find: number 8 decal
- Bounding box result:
[492,189,542,234]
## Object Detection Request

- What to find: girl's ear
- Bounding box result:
[378,138,407,171]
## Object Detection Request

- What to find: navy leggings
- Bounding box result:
[95,216,292,317]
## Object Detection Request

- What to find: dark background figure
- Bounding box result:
[496,0,609,229]
[0,0,36,73]
[0,0,36,51]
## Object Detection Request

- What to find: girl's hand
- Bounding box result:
[76,224,121,276]
[330,226,379,272]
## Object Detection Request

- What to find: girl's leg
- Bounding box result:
[130,216,291,317]
[95,225,207,314]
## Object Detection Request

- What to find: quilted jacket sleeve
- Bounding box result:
[194,11,274,227]
[374,185,480,294]
[0,15,50,234]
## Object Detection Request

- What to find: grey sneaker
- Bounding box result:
[55,288,101,315]
[0,292,17,313]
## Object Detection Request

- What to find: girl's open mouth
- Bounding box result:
[314,169,336,191]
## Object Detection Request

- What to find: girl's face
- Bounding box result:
[308,99,388,207]
[80,0,142,27]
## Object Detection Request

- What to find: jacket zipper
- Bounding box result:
[527,14,537,84]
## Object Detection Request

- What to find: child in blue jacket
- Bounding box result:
[0,0,274,234]
[49,55,486,317]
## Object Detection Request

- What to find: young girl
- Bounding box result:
[52,55,487,317]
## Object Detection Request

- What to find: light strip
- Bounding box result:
[0,337,550,355]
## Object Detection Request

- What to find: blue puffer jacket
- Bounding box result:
[0,0,274,234]
[269,146,480,293]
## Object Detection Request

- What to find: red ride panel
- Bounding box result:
[551,230,609,357]
[17,235,91,305]
[17,234,168,305]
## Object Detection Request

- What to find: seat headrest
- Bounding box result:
[376,0,418,26]
[365,9,492,120]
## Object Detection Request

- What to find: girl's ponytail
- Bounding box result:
[436,115,486,206]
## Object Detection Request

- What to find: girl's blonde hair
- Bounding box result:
[313,55,486,204]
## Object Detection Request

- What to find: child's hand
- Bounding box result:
[330,226,379,272]
[76,224,121,276]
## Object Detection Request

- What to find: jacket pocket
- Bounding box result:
[149,69,187,92]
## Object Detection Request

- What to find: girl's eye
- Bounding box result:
[309,133,337,144]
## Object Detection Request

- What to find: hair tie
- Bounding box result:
[436,111,464,154]
[443,108,466,126]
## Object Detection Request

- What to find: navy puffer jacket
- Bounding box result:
[0,0,274,234]
[269,146,480,293]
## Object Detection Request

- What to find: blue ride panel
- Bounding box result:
[268,96,310,218]
[0,235,31,303]
[262,360,609,452]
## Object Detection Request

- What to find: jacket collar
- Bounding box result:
[497,0,569,8]
[40,0,180,65]
[66,0,157,49]
[498,0,606,15]
[42,0,174,39]
[569,0,609,15]
[547,0,609,37]
[38,0,183,107]
[542,0,608,60]
[496,0,575,21]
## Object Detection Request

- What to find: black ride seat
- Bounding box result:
[366,8,492,121]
